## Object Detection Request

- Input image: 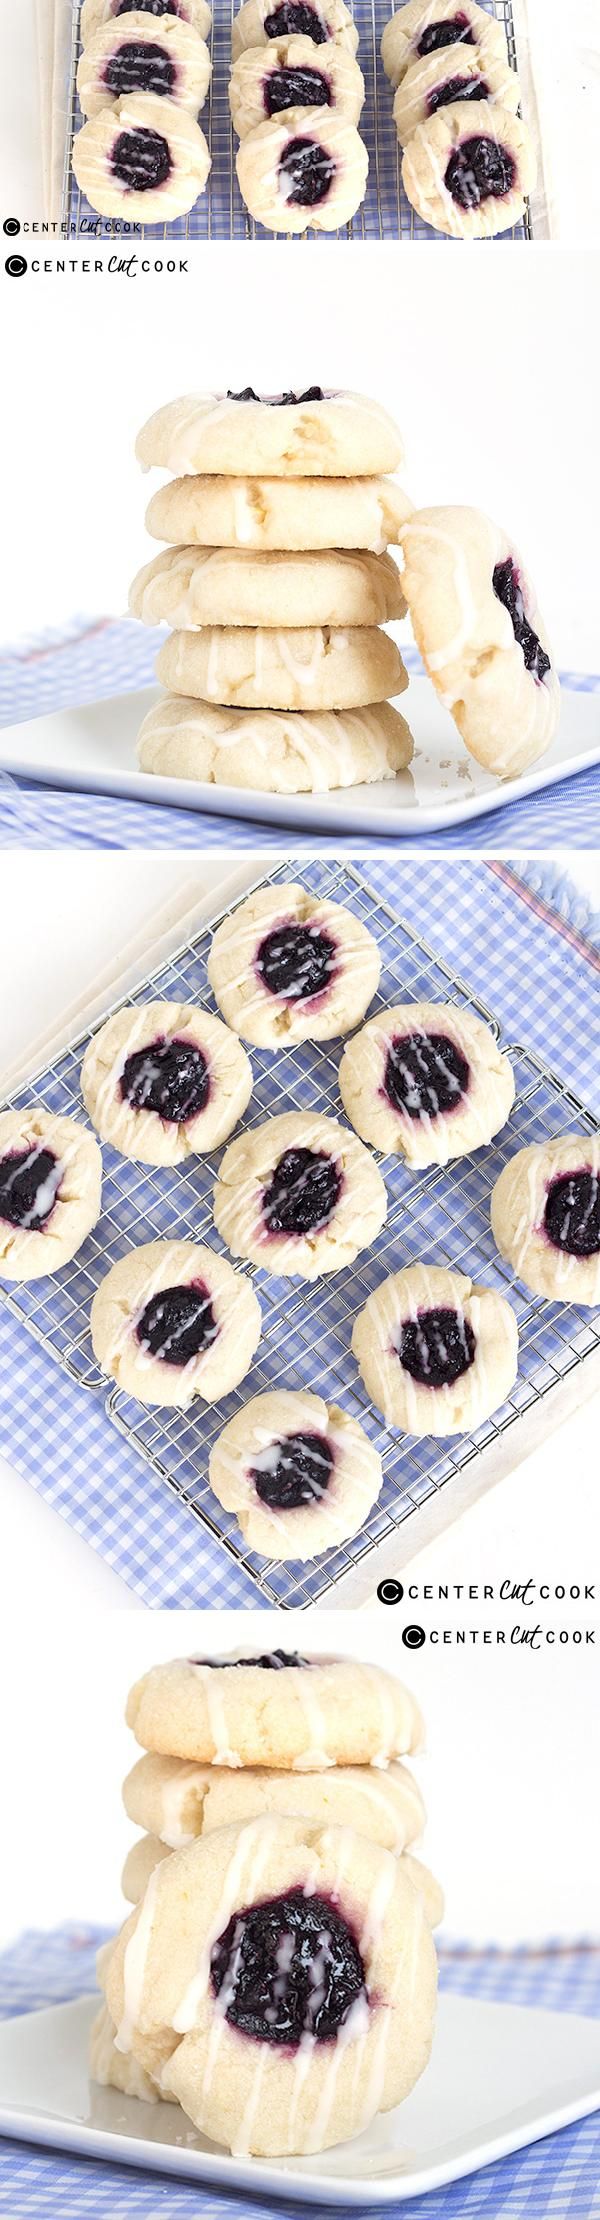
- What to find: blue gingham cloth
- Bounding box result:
[64,0,529,244]
[0,855,598,1611]
[1,1926,599,2217]
[0,620,599,851]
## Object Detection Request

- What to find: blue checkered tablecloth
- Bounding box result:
[0,854,598,1610]
[1,1926,599,2216]
[0,620,599,851]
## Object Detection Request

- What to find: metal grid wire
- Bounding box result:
[1,857,599,1609]
[62,0,533,240]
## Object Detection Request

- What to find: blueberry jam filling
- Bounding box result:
[427,73,488,115]
[266,65,330,114]
[190,1650,310,1667]
[119,1036,209,1123]
[251,1430,334,1511]
[136,1280,218,1365]
[264,1,328,39]
[111,125,171,191]
[211,1888,366,2044]
[256,922,337,1003]
[0,1147,61,1232]
[116,0,178,11]
[104,41,176,97]
[492,559,551,682]
[543,1172,600,1259]
[417,12,474,56]
[384,1032,470,1120]
[278,138,335,207]
[444,134,516,210]
[263,1146,342,1237]
[397,1306,476,1389]
[227,387,326,404]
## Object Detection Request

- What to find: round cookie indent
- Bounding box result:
[104,40,177,96]
[210,1886,366,2043]
[0,1146,61,1232]
[256,922,337,1004]
[444,131,515,209]
[384,1033,470,1120]
[120,1037,210,1123]
[278,134,335,204]
[543,1171,600,1260]
[251,1429,334,1509]
[136,1280,219,1364]
[263,1145,342,1235]
[111,123,172,188]
[398,1306,476,1389]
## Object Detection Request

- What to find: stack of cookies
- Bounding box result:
[92,1649,442,2156]
[72,0,212,224]
[131,385,415,797]
[382,0,536,238]
[228,0,369,233]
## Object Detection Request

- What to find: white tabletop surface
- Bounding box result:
[1,851,598,1615]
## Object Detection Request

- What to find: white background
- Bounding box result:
[1,248,599,670]
[3,1610,598,1948]
[0,848,598,1615]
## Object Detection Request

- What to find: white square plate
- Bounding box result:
[0,1991,598,2206]
[1,681,598,838]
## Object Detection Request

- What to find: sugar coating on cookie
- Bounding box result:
[72,92,210,220]
[0,1108,102,1283]
[123,1746,427,1849]
[392,43,520,146]
[105,1814,437,2154]
[135,389,404,479]
[213,1109,387,1277]
[81,1000,253,1164]
[137,694,413,792]
[352,1262,519,1434]
[229,36,365,138]
[130,545,405,629]
[401,100,535,239]
[236,107,368,233]
[125,1651,424,1766]
[491,1135,600,1308]
[399,505,559,776]
[232,0,359,62]
[90,1237,261,1406]
[157,626,407,711]
[207,882,380,1044]
[81,0,212,43]
[381,0,505,90]
[339,1001,514,1165]
[209,1388,383,1559]
[145,473,413,552]
[76,13,211,118]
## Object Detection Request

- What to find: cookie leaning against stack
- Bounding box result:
[228,0,368,233]
[381,0,536,240]
[73,0,212,222]
[132,386,415,796]
[93,1648,442,2155]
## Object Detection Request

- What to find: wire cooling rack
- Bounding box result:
[1,857,599,1608]
[62,0,534,240]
